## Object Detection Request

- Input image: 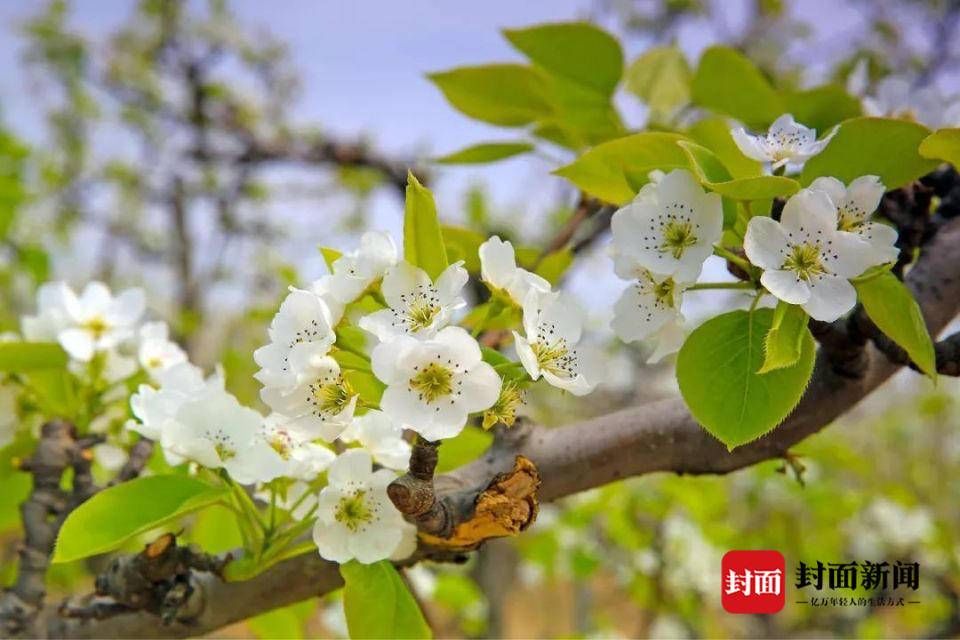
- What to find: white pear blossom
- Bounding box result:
[21,281,72,342]
[260,414,336,481]
[610,169,722,282]
[129,362,218,443]
[611,265,690,363]
[372,326,501,440]
[809,176,899,264]
[137,321,187,380]
[254,288,337,391]
[731,114,836,171]
[744,188,885,322]
[862,76,960,129]
[326,231,399,304]
[513,290,602,396]
[35,282,146,362]
[312,448,408,564]
[160,383,285,485]
[340,410,412,471]
[260,355,357,442]
[359,261,468,341]
[478,236,551,305]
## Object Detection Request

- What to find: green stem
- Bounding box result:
[749,290,765,312]
[688,281,757,291]
[713,245,753,273]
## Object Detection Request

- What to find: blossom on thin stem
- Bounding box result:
[611,265,690,363]
[610,169,722,282]
[359,260,468,341]
[731,114,836,171]
[809,175,899,264]
[514,290,602,396]
[254,288,337,391]
[372,326,501,440]
[312,449,410,564]
[478,236,551,306]
[744,188,885,322]
[260,355,357,442]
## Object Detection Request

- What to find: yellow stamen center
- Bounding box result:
[783,243,825,281]
[660,220,697,259]
[409,362,453,403]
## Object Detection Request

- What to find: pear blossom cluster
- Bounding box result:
[610,119,900,353]
[610,169,724,361]
[744,178,897,321]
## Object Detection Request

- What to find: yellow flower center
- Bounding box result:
[310,376,354,417]
[783,243,825,281]
[482,380,524,430]
[268,432,294,460]
[406,298,441,332]
[531,340,575,379]
[653,278,676,308]
[660,220,697,259]
[409,362,454,403]
[335,491,373,532]
[83,316,110,339]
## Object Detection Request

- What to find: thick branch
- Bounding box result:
[47,216,960,638]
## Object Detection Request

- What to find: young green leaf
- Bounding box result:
[554,132,690,204]
[800,117,939,189]
[341,560,433,639]
[855,272,937,381]
[676,308,816,449]
[404,173,449,280]
[691,46,784,128]
[686,116,763,179]
[434,142,534,165]
[918,127,960,166]
[436,426,493,473]
[428,64,551,127]
[319,247,342,273]
[704,175,800,201]
[503,22,623,96]
[625,46,692,118]
[783,85,862,132]
[0,342,68,372]
[53,475,228,563]
[758,301,810,374]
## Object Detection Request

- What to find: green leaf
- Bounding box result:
[675,141,737,227]
[800,117,940,189]
[428,64,551,127]
[676,308,816,449]
[554,132,690,204]
[515,247,575,285]
[404,173,449,280]
[686,116,763,179]
[536,74,624,148]
[784,85,862,132]
[436,426,494,473]
[53,475,228,563]
[855,272,936,381]
[341,560,432,639]
[625,45,691,118]
[705,175,800,200]
[918,128,960,166]
[441,225,485,273]
[0,342,68,372]
[320,247,342,273]
[758,301,810,374]
[691,46,784,128]
[434,142,533,165]
[344,369,386,407]
[503,22,622,96]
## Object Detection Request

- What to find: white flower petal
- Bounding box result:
[327,448,373,487]
[744,216,790,270]
[803,274,857,322]
[781,189,838,236]
[761,270,812,305]
[456,363,501,413]
[731,127,771,162]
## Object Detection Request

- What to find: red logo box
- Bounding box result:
[721,550,786,614]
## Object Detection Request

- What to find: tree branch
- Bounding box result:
[43,214,960,639]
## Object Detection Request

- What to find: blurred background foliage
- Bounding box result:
[1,0,959,638]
